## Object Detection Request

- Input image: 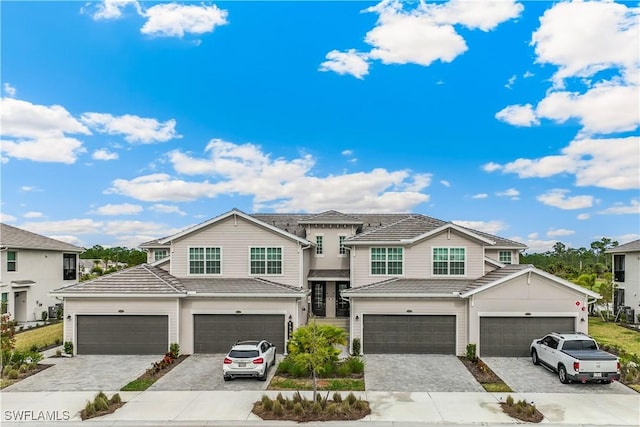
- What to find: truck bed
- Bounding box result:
[562,349,618,361]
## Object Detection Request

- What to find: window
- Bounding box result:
[250,247,282,275]
[370,247,403,275]
[6,251,16,272]
[315,236,323,255]
[499,251,512,264]
[433,247,465,276]
[63,254,77,280]
[613,254,625,282]
[338,236,346,256]
[189,247,221,275]
[1,293,7,314]
[154,249,168,262]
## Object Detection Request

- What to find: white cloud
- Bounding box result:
[577,213,590,220]
[23,211,44,218]
[547,228,575,237]
[141,3,228,38]
[92,149,119,161]
[91,0,142,20]
[617,233,640,244]
[3,83,16,97]
[496,188,519,199]
[91,203,144,216]
[487,137,640,190]
[519,237,559,253]
[48,235,85,246]
[523,71,534,78]
[528,232,539,239]
[341,150,353,157]
[440,180,451,188]
[598,200,640,215]
[537,189,595,210]
[453,220,507,235]
[20,186,40,192]
[0,97,90,163]
[505,75,516,89]
[81,113,180,144]
[319,50,370,79]
[0,213,16,222]
[495,104,539,127]
[107,139,432,212]
[471,193,488,199]
[149,204,187,216]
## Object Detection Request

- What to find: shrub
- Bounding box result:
[319,361,334,376]
[41,311,48,322]
[55,350,62,357]
[11,351,26,366]
[351,337,361,356]
[276,357,294,374]
[276,392,286,405]
[293,402,303,415]
[94,396,109,412]
[353,399,367,411]
[311,401,322,414]
[333,392,343,403]
[56,308,63,321]
[28,351,43,364]
[341,400,352,411]
[326,403,338,415]
[347,356,365,374]
[55,338,61,345]
[63,341,73,355]
[18,364,28,373]
[290,362,309,378]
[272,400,284,417]
[169,343,180,359]
[30,344,38,352]
[346,392,357,405]
[28,362,37,371]
[292,391,303,404]
[83,401,96,417]
[110,393,122,404]
[506,395,514,406]
[337,363,351,377]
[466,344,477,361]
[261,395,273,411]
[96,391,108,401]
[7,369,19,379]
[3,365,12,376]
[285,399,294,410]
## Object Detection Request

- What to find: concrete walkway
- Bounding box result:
[1,390,638,426]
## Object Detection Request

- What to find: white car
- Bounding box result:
[223,340,276,381]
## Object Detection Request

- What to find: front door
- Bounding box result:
[311,282,326,317]
[336,282,350,317]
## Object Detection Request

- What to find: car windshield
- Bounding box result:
[229,350,259,358]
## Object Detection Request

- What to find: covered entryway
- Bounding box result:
[77,315,169,355]
[363,314,456,354]
[193,314,285,353]
[479,316,575,356]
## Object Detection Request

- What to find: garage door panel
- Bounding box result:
[363,315,456,354]
[77,315,168,355]
[480,317,575,357]
[194,314,285,354]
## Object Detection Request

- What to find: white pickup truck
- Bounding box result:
[530,332,620,384]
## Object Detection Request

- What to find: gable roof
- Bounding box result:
[181,277,306,297]
[0,223,84,252]
[297,210,364,225]
[52,264,186,296]
[605,239,640,253]
[341,277,475,297]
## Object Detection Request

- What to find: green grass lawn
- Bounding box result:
[588,317,640,357]
[268,377,365,391]
[14,322,63,352]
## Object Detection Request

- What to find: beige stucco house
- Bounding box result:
[53,209,599,356]
[1,223,83,322]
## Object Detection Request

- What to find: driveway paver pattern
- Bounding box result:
[364,354,485,392]
[3,355,158,392]
[483,357,636,394]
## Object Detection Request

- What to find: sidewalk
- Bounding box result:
[1,390,639,426]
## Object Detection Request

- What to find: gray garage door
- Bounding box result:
[77,315,168,355]
[194,314,285,353]
[363,315,456,354]
[480,317,575,357]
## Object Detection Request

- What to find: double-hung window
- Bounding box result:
[499,251,512,264]
[370,247,403,275]
[6,251,16,272]
[189,247,221,275]
[315,236,323,255]
[338,236,346,256]
[433,247,465,276]
[63,254,77,280]
[250,247,282,275]
[154,249,168,262]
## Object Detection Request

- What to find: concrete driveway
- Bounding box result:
[363,354,484,392]
[149,354,279,391]
[3,355,158,392]
[483,357,636,394]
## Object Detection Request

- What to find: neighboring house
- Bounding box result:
[607,239,640,320]
[79,259,127,275]
[1,223,84,322]
[53,209,599,357]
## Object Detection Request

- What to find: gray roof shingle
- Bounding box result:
[181,277,305,295]
[1,223,84,252]
[606,239,640,253]
[342,277,475,295]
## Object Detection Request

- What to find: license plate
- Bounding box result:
[593,372,601,378]
[238,363,246,368]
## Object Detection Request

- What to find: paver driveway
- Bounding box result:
[364,354,484,392]
[150,354,279,391]
[483,357,636,394]
[3,355,158,392]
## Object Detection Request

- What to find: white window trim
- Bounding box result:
[498,250,512,264]
[187,246,223,276]
[6,250,17,272]
[154,249,169,262]
[248,246,284,276]
[338,235,347,257]
[369,247,404,276]
[432,246,467,277]
[315,234,324,257]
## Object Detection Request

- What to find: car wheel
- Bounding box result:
[558,365,570,384]
[223,375,232,382]
[259,365,268,381]
[531,350,540,365]
[602,380,612,384]
[271,351,276,367]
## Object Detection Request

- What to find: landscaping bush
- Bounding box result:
[109,393,122,404]
[346,356,365,374]
[351,337,361,356]
[18,364,28,374]
[28,351,43,364]
[63,341,73,355]
[346,392,357,405]
[466,343,478,361]
[169,342,180,359]
[83,402,96,418]
[94,396,109,412]
[7,369,18,379]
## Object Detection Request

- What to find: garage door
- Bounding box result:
[194,314,285,353]
[363,315,456,354]
[77,315,168,355]
[480,317,575,357]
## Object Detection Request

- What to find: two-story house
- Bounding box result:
[1,223,84,322]
[607,239,640,321]
[53,209,599,357]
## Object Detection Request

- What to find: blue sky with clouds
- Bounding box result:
[1,0,638,252]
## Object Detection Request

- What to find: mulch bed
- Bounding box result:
[253,399,371,422]
[458,357,503,383]
[81,401,124,420]
[132,355,189,382]
[1,364,53,388]
[500,402,544,423]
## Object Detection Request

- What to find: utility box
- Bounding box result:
[625,308,635,324]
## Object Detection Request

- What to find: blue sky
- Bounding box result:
[1,0,638,252]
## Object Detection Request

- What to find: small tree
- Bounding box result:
[1,313,17,365]
[287,319,347,401]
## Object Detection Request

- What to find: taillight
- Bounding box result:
[253,357,264,365]
[573,361,579,372]
[223,358,232,364]
[617,362,621,372]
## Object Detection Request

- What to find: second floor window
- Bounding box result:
[339,236,346,255]
[189,247,221,275]
[614,254,625,282]
[433,247,465,276]
[499,251,512,264]
[154,249,169,262]
[251,247,282,275]
[7,251,16,272]
[371,247,403,275]
[63,254,77,280]
[316,236,323,255]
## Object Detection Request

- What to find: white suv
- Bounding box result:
[223,340,276,381]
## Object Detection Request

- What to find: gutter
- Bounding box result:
[340,292,465,298]
[49,293,187,298]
